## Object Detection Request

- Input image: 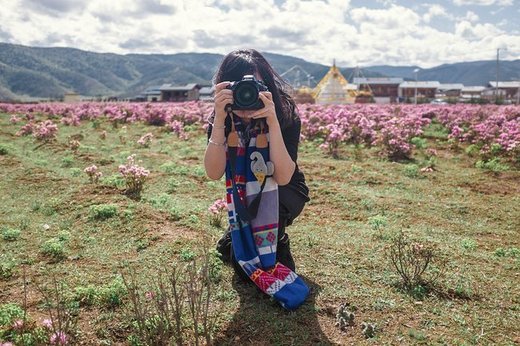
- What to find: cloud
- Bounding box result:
[20,0,87,16]
[422,4,451,23]
[453,0,513,6]
[0,0,519,68]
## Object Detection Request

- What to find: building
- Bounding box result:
[353,77,403,104]
[460,86,486,101]
[436,83,464,98]
[142,86,162,102]
[159,83,201,102]
[486,81,520,100]
[198,86,215,102]
[398,81,440,103]
[63,92,81,103]
[313,62,356,104]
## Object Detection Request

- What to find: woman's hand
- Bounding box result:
[213,82,233,124]
[250,92,278,128]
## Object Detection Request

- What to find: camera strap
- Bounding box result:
[226,112,269,223]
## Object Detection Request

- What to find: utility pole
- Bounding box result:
[413,68,420,105]
[495,47,507,104]
[495,49,499,103]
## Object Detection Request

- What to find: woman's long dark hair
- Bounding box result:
[212,49,297,129]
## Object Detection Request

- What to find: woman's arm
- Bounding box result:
[267,121,296,186]
[204,82,232,180]
[252,92,295,186]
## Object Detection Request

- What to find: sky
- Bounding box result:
[0,0,519,68]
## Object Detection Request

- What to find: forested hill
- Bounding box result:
[0,42,518,101]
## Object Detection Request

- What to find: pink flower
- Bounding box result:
[12,319,24,330]
[50,331,68,345]
[42,318,53,329]
[208,198,227,214]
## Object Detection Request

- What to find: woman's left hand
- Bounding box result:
[250,92,278,128]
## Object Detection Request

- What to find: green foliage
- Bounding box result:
[489,143,502,156]
[465,144,480,157]
[410,137,427,149]
[475,158,509,172]
[89,204,118,220]
[61,155,74,168]
[73,285,100,307]
[70,167,82,177]
[403,164,419,178]
[159,161,178,174]
[0,257,17,279]
[41,238,66,260]
[494,247,520,258]
[0,144,10,155]
[408,328,427,341]
[98,276,127,309]
[100,174,125,188]
[368,215,387,230]
[180,247,196,262]
[0,303,24,326]
[1,228,21,241]
[461,238,477,251]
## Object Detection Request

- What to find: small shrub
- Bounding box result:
[121,253,218,346]
[361,322,377,338]
[119,154,150,198]
[41,238,66,260]
[335,302,355,331]
[387,231,445,292]
[84,165,103,183]
[0,144,10,155]
[368,215,387,231]
[73,285,100,307]
[0,303,24,326]
[89,204,118,220]
[410,137,427,149]
[208,198,228,228]
[475,158,509,172]
[169,207,182,221]
[465,144,480,157]
[35,276,79,345]
[98,277,127,309]
[69,168,82,177]
[100,174,125,188]
[494,247,520,258]
[403,164,419,178]
[1,228,21,241]
[0,258,17,279]
[159,162,175,173]
[33,120,58,142]
[180,247,196,262]
[61,156,74,168]
[461,238,477,251]
[137,133,153,148]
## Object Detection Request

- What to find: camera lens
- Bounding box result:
[235,83,258,107]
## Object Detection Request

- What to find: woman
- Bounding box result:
[204,49,310,309]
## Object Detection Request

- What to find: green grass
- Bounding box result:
[1,114,519,345]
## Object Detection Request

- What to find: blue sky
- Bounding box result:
[0,0,518,68]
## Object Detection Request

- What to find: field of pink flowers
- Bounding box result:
[1,101,519,345]
[2,102,518,166]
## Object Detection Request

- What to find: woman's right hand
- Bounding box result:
[214,82,233,124]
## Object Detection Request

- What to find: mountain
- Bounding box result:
[366,60,520,85]
[0,42,519,101]
[0,43,384,101]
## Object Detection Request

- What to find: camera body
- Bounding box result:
[226,75,268,110]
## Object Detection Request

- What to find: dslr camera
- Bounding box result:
[226,75,268,110]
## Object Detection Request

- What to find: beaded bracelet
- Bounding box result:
[208,138,226,146]
[208,119,226,129]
